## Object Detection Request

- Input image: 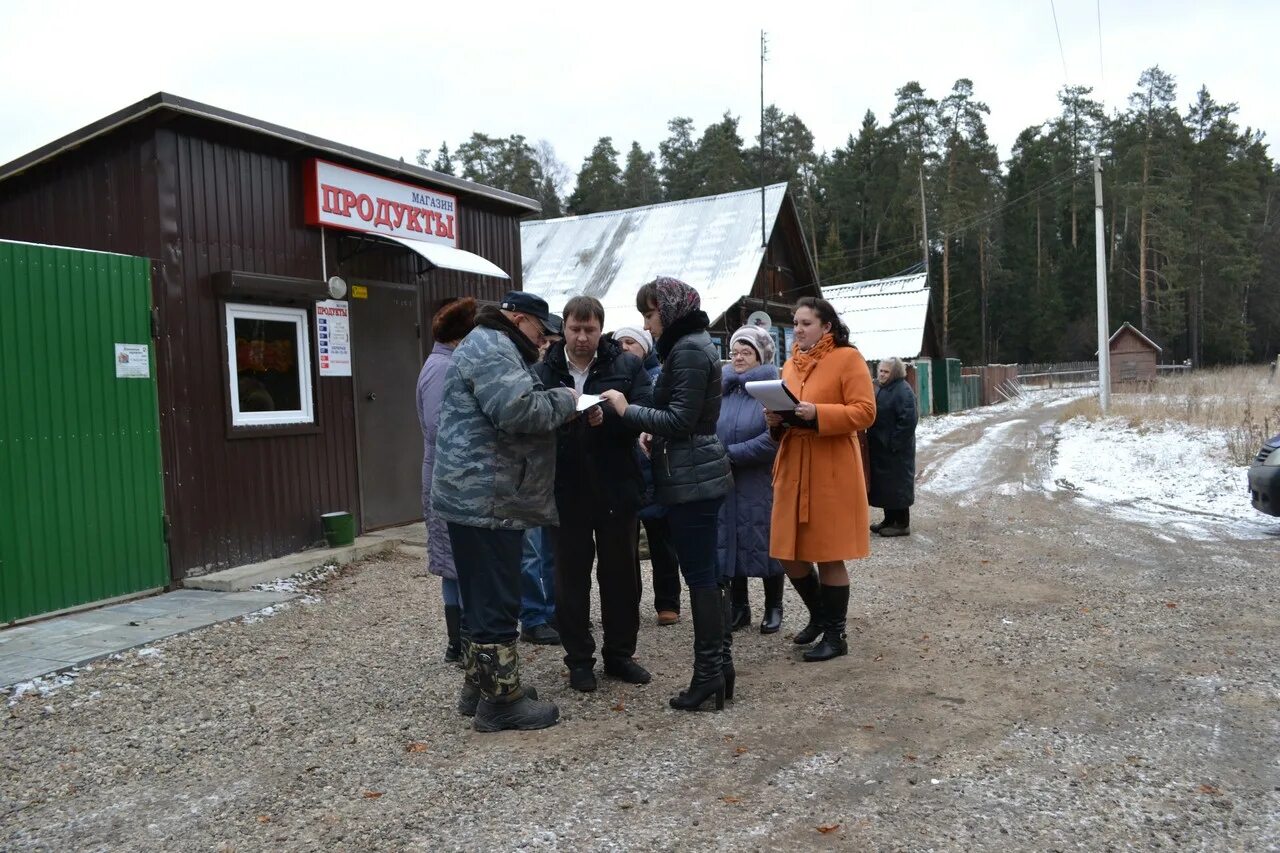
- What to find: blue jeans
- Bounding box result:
[520,527,556,629]
[665,498,725,591]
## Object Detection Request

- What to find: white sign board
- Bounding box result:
[315,300,352,377]
[114,343,150,379]
[304,158,458,247]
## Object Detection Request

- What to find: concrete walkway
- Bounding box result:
[1,522,428,688]
[0,590,294,688]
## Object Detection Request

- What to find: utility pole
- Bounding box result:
[760,30,768,249]
[1094,154,1111,413]
[918,167,929,278]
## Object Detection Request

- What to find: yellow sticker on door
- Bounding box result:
[351,285,368,299]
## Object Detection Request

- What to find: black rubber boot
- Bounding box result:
[729,577,750,631]
[443,605,462,663]
[803,585,850,662]
[470,641,559,732]
[760,574,784,634]
[720,582,735,701]
[789,570,823,645]
[669,587,725,712]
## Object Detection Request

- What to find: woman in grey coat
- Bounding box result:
[868,357,918,537]
[416,298,477,661]
[716,325,786,634]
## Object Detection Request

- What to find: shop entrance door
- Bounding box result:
[351,282,423,530]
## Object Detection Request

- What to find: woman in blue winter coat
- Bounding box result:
[868,356,918,537]
[416,297,477,662]
[716,325,786,634]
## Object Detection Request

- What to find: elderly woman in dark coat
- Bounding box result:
[868,356,918,537]
[416,298,478,661]
[716,325,786,634]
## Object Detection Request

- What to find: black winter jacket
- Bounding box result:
[621,311,732,506]
[534,337,653,520]
[867,377,918,509]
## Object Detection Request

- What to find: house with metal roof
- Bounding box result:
[520,184,820,360]
[821,271,940,361]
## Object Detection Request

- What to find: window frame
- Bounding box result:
[223,302,317,431]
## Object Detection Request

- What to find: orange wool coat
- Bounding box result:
[769,345,877,562]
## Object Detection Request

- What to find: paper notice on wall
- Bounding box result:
[315,300,352,377]
[114,343,150,378]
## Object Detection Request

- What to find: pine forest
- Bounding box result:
[418,67,1280,367]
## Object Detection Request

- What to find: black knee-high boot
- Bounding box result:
[720,582,735,701]
[444,604,462,663]
[760,574,784,634]
[729,576,750,631]
[789,570,823,645]
[670,586,725,711]
[803,584,850,662]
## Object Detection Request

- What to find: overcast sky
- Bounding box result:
[1,0,1276,191]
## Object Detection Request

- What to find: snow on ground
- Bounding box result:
[921,418,1030,504]
[1052,417,1276,541]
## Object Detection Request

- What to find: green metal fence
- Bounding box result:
[914,358,933,416]
[0,241,167,623]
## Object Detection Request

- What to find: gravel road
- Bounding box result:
[3,398,1278,851]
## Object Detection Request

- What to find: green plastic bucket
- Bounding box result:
[321,511,355,547]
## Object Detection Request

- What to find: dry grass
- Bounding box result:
[1057,365,1280,465]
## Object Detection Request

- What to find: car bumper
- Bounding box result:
[1248,463,1280,516]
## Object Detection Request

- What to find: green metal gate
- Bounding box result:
[0,241,167,623]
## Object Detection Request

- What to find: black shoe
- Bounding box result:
[730,604,751,632]
[802,585,850,663]
[879,524,910,537]
[473,693,560,732]
[568,666,598,692]
[760,606,783,634]
[670,587,725,712]
[443,604,462,663]
[520,623,562,645]
[604,658,652,685]
[788,571,823,644]
[870,520,885,533]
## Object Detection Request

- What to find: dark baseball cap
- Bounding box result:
[500,291,563,335]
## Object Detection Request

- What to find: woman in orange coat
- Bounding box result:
[767,296,876,662]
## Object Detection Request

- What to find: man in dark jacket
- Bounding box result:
[535,296,654,691]
[433,291,577,732]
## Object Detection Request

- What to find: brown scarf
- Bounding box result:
[788,333,836,384]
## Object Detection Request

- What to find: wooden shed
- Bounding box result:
[0,92,533,597]
[1108,322,1162,390]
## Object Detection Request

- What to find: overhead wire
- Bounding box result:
[1049,0,1070,84]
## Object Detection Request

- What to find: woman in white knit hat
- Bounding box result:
[613,324,683,626]
[716,325,787,634]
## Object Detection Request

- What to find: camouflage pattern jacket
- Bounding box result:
[431,308,576,530]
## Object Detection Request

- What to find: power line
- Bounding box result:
[1049,0,1069,84]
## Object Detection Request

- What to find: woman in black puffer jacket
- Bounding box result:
[601,277,733,712]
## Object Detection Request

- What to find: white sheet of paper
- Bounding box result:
[576,393,604,412]
[744,379,798,411]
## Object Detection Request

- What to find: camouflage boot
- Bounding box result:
[471,640,560,733]
[457,637,537,717]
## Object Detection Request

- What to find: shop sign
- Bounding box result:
[315,300,352,377]
[114,343,150,379]
[304,159,458,247]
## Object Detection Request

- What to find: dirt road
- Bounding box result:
[3,398,1277,850]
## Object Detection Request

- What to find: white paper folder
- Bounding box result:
[743,379,800,411]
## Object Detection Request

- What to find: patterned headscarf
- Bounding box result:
[651,277,702,329]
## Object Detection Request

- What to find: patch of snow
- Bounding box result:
[136,648,162,659]
[921,418,1029,502]
[253,563,337,596]
[5,671,77,706]
[1052,417,1275,540]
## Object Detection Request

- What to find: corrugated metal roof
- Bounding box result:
[822,272,930,360]
[520,184,788,332]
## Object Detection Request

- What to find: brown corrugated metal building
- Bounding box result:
[0,93,536,582]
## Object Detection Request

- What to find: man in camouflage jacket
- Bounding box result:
[432,291,577,732]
